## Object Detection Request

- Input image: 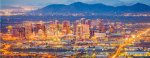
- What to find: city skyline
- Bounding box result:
[1,19,150,58]
[0,0,150,58]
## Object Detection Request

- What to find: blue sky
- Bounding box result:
[1,0,150,8]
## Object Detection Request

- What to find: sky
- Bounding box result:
[1,0,150,8]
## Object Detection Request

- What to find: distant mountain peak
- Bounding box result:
[70,2,87,5]
[132,3,149,6]
[31,2,150,15]
[71,2,85,4]
[135,3,146,5]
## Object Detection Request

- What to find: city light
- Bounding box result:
[1,1,150,58]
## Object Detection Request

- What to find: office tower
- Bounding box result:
[90,27,95,38]
[109,25,115,33]
[80,18,85,24]
[73,20,79,35]
[82,24,90,38]
[23,21,33,39]
[49,23,58,35]
[75,23,90,39]
[76,23,83,38]
[97,19,103,32]
[12,27,25,38]
[37,29,46,39]
[33,21,46,35]
[12,27,19,37]
[18,27,26,38]
[85,19,91,27]
[91,20,97,28]
[62,20,70,35]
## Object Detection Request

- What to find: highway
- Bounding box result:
[110,28,150,58]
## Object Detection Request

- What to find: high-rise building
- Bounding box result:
[62,20,70,35]
[12,27,25,38]
[23,21,33,39]
[49,24,59,35]
[33,21,46,35]
[12,27,19,37]
[97,19,103,32]
[85,19,91,27]
[75,23,90,39]
[80,18,85,24]
[109,25,115,33]
[90,28,95,38]
[37,29,46,39]
[73,20,79,35]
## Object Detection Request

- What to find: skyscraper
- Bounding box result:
[62,20,70,35]
[23,21,33,39]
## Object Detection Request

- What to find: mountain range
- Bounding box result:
[30,2,150,15]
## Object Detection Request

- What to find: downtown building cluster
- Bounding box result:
[2,18,126,41]
[1,18,150,58]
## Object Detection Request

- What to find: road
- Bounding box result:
[110,28,150,58]
[0,43,54,58]
[0,44,12,54]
